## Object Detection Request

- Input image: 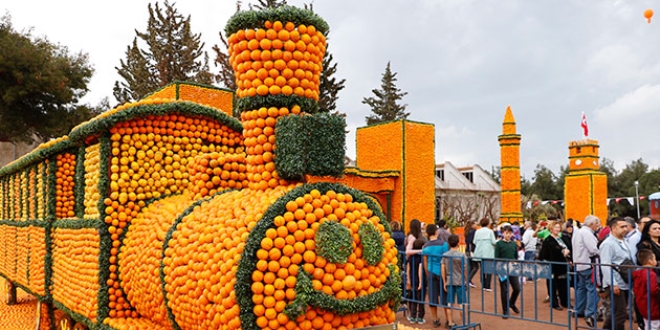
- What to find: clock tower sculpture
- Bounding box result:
[564,139,608,225]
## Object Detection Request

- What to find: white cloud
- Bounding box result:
[594,84,660,125]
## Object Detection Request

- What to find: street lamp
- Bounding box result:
[635,180,640,219]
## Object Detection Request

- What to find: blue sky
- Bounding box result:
[4,0,660,179]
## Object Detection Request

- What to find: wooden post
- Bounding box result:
[5,280,17,305]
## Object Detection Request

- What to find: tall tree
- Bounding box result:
[529,164,561,200]
[212,33,237,91]
[363,62,409,125]
[113,0,214,103]
[600,157,621,197]
[317,42,346,114]
[0,15,95,143]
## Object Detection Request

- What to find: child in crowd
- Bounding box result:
[442,234,466,328]
[407,237,427,324]
[495,225,521,318]
[633,249,660,330]
[422,224,450,328]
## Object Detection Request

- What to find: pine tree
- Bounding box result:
[113,0,214,103]
[318,42,346,114]
[212,31,237,91]
[363,62,409,125]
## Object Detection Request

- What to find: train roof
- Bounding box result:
[0,82,239,178]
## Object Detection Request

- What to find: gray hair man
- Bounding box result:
[624,217,640,264]
[572,215,601,327]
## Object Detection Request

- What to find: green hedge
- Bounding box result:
[225,5,329,36]
[236,95,319,114]
[274,113,346,180]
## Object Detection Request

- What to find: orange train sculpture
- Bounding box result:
[0,6,404,330]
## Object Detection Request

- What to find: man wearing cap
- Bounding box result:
[572,215,601,327]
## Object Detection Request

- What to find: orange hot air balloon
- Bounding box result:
[644,9,653,23]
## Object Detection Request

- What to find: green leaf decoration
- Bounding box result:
[358,222,384,266]
[225,5,329,37]
[315,221,353,264]
[274,113,346,180]
[236,95,319,114]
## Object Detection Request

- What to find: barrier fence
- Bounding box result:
[400,251,660,330]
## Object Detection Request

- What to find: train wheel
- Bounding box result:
[72,322,88,330]
[54,312,73,330]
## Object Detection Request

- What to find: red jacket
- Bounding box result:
[633,268,660,320]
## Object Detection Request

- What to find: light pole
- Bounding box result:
[635,180,640,219]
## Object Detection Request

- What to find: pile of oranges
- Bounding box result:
[187,151,248,199]
[161,185,296,329]
[119,193,193,326]
[15,227,28,285]
[28,226,46,296]
[249,189,398,330]
[104,316,171,330]
[228,21,326,100]
[104,111,244,316]
[83,144,101,219]
[55,153,76,219]
[51,227,100,322]
[241,106,300,190]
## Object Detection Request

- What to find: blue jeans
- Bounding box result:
[524,251,536,280]
[575,268,599,317]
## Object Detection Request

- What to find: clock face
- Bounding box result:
[575,159,582,166]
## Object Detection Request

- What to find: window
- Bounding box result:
[436,169,444,181]
[462,172,473,183]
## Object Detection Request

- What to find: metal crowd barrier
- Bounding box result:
[398,251,660,330]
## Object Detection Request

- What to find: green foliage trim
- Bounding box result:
[236,94,319,114]
[273,115,305,180]
[74,147,86,218]
[315,221,353,264]
[96,135,111,324]
[68,101,243,144]
[0,139,73,178]
[143,80,235,99]
[236,182,396,330]
[284,264,401,318]
[47,157,57,220]
[359,222,384,266]
[274,113,346,180]
[225,5,329,36]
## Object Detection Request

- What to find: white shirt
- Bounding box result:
[625,228,641,264]
[572,225,600,272]
[522,228,537,252]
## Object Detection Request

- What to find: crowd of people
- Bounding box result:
[392,215,660,330]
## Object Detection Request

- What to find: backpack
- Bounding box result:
[613,258,635,284]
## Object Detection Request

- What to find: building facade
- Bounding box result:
[435,161,501,226]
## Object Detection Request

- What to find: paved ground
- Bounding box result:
[0,277,39,330]
[395,278,594,330]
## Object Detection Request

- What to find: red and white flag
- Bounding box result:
[581,112,589,137]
